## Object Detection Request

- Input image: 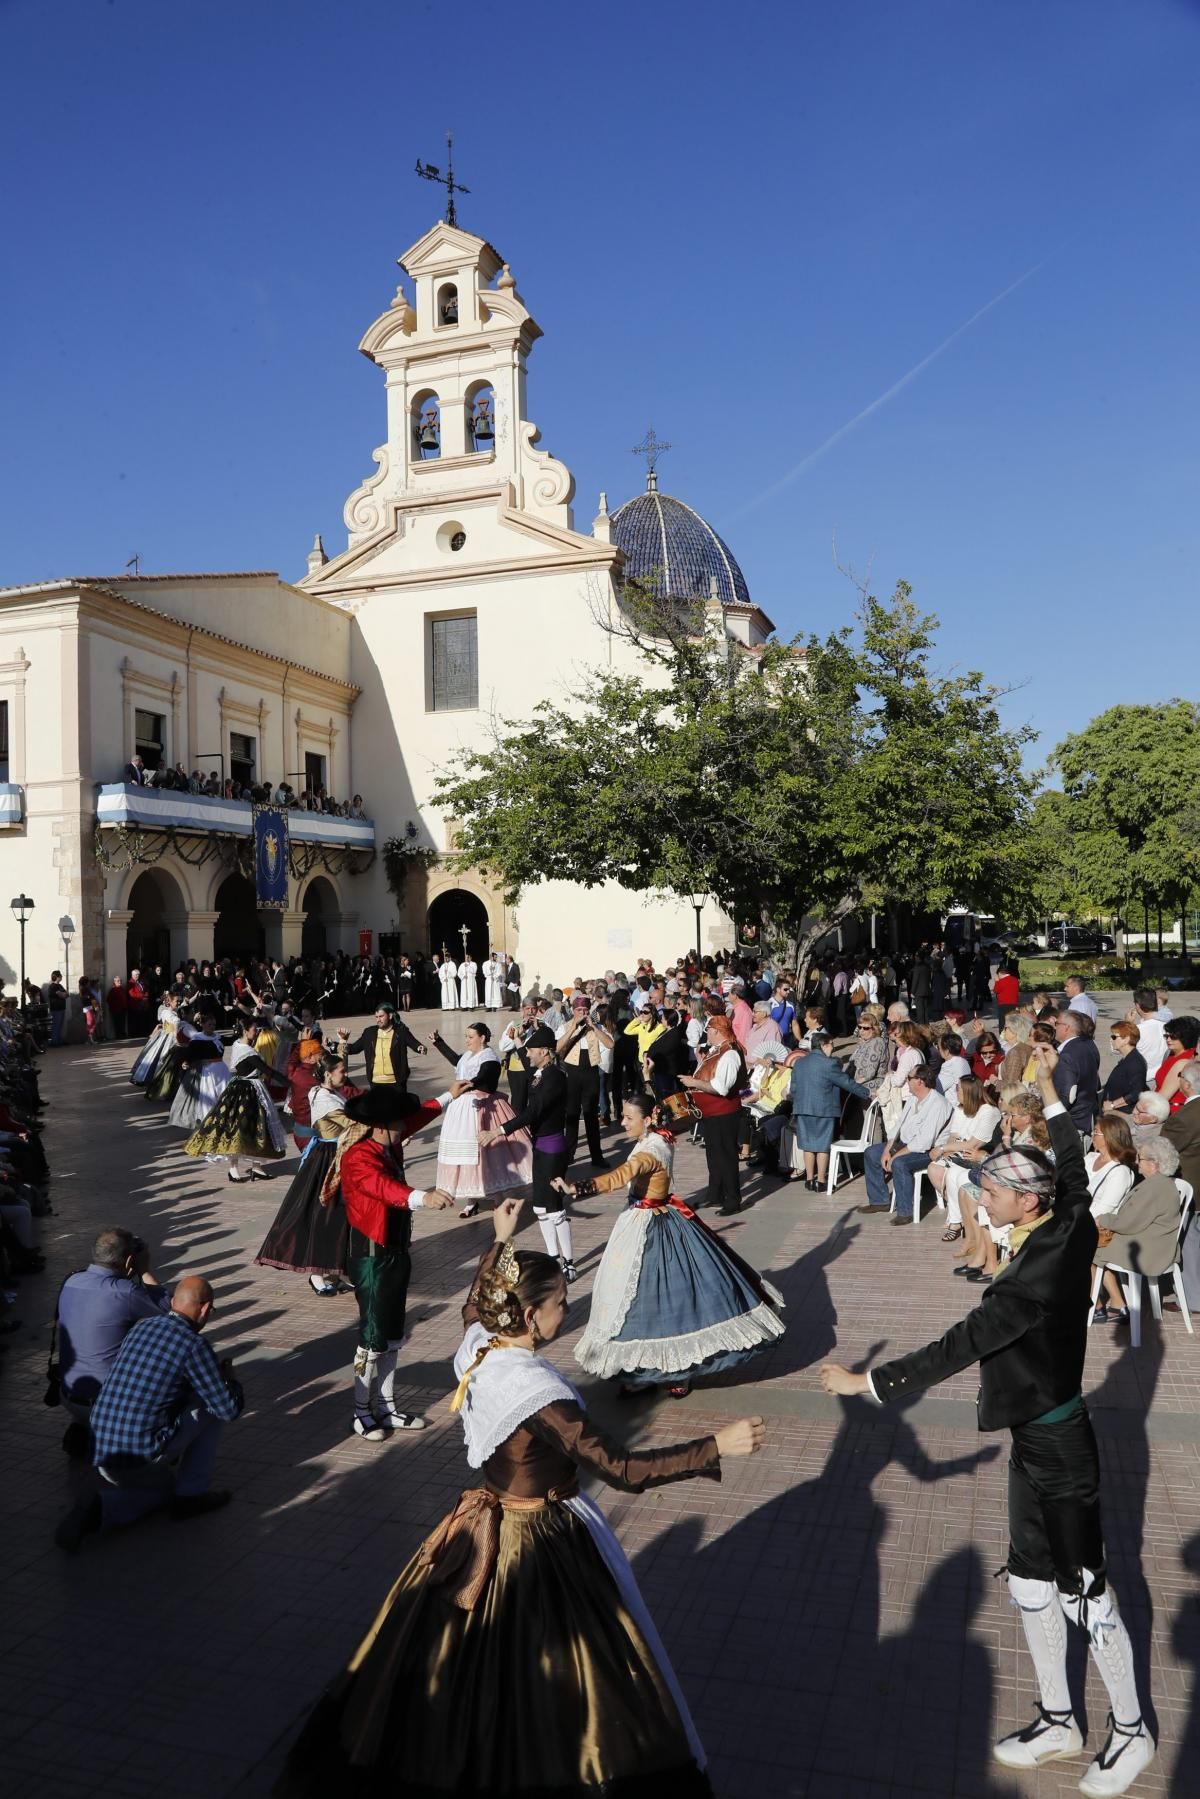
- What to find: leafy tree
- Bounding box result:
[433,580,1035,985]
[1050,701,1200,951]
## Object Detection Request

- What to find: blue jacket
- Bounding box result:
[789,1051,869,1119]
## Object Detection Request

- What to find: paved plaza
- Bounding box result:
[3,1002,1198,1799]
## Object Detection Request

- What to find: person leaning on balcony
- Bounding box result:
[123,753,146,786]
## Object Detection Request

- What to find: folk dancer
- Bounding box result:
[337,1002,425,1091]
[679,1014,747,1215]
[430,1023,533,1219]
[821,1043,1155,1797]
[183,1016,288,1183]
[273,1195,764,1799]
[560,1092,784,1397]
[167,1011,230,1130]
[479,1024,575,1279]
[326,1087,453,1439]
[255,1053,363,1295]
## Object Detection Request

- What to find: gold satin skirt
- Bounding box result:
[274,1490,712,1798]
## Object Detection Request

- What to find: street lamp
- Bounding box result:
[689,892,706,960]
[59,915,75,1001]
[10,894,33,1015]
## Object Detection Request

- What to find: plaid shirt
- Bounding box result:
[91,1310,243,1465]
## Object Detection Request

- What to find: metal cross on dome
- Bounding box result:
[632,426,672,492]
[415,131,470,227]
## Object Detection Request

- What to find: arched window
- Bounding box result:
[437,283,458,326]
[413,391,441,460]
[465,382,495,453]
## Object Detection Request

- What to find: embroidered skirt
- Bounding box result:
[434,1092,533,1199]
[129,1029,173,1088]
[255,1139,348,1275]
[182,1074,286,1159]
[145,1043,184,1103]
[273,1487,711,1799]
[574,1203,785,1387]
[168,1059,230,1129]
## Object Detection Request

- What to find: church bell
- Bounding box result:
[471,400,494,445]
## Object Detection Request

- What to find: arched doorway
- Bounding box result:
[214,873,264,964]
[126,868,185,972]
[428,889,489,966]
[302,876,337,957]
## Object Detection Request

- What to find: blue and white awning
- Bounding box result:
[96,784,374,849]
[0,784,24,826]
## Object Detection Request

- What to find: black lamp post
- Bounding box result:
[10,894,33,1015]
[59,915,75,1007]
[689,893,706,960]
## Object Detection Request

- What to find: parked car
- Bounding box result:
[1046,924,1115,956]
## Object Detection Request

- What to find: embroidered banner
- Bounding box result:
[253,805,289,910]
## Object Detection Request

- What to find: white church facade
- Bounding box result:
[0,218,773,993]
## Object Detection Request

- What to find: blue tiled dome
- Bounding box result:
[610,488,751,609]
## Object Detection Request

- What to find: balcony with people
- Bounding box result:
[97,754,374,850]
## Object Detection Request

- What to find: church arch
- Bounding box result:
[465,381,495,453]
[413,389,441,460]
[125,868,187,973]
[301,874,338,958]
[427,888,490,965]
[213,872,264,964]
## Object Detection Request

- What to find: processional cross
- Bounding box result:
[459,922,471,963]
[415,131,470,227]
[632,425,672,493]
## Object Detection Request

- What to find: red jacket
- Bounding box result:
[340,1100,444,1246]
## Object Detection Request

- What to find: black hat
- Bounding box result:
[526,1024,556,1050]
[343,1088,423,1126]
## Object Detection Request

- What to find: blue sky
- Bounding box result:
[2,0,1197,760]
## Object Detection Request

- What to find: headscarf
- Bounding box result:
[978,1145,1056,1202]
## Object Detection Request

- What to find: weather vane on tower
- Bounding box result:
[632,425,672,493]
[415,131,469,227]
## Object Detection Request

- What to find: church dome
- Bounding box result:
[610,487,752,609]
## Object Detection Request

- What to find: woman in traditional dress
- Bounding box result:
[167,1011,230,1129]
[558,1092,785,1398]
[129,992,179,1089]
[273,1196,764,1799]
[182,1016,287,1182]
[256,1053,362,1293]
[430,1021,533,1219]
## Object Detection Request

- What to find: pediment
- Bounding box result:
[399,220,503,280]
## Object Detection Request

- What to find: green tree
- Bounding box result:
[1051,701,1200,953]
[434,581,1035,985]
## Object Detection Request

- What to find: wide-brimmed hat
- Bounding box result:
[343,1087,423,1126]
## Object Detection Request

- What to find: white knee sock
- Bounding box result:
[555,1219,574,1263]
[377,1340,403,1413]
[534,1211,558,1257]
[352,1345,380,1416]
[1059,1576,1143,1727]
[1010,1575,1073,1715]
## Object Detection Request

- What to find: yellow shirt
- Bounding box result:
[996,1206,1052,1276]
[372,1027,396,1084]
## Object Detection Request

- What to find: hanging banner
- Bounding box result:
[359,929,373,957]
[253,805,289,910]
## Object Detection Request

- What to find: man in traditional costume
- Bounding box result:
[821,1044,1155,1798]
[437,954,459,1010]
[480,1023,575,1279]
[337,1002,425,1091]
[330,1087,454,1440]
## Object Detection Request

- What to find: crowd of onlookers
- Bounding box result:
[120,753,367,818]
[0,997,50,1312]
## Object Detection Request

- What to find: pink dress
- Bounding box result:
[434,1047,534,1199]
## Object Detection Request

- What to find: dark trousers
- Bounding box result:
[701,1109,742,1213]
[1007,1406,1105,1590]
[531,1146,571,1211]
[912,994,930,1024]
[508,1070,529,1117]
[564,1062,603,1164]
[347,1224,412,1351]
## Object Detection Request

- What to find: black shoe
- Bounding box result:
[890,1215,912,1227]
[54,1493,101,1554]
[561,1261,578,1284]
[61,1421,91,1459]
[719,1203,741,1215]
[855,1204,890,1215]
[590,1157,609,1169]
[170,1490,232,1521]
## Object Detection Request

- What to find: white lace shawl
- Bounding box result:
[455,1046,500,1082]
[453,1322,583,1469]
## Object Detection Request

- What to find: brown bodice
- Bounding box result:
[587,1148,672,1203]
[482,1400,720,1499]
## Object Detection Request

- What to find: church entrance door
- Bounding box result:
[427,889,489,966]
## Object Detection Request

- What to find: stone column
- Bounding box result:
[104,910,134,987]
[279,909,307,960]
[183,911,220,963]
[328,909,361,956]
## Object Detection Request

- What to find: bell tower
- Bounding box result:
[339,221,574,547]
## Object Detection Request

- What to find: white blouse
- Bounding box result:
[709,1047,743,1097]
[1085,1153,1136,1219]
[948,1102,1001,1146]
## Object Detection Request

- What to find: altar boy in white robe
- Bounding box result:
[458,958,479,1009]
[438,957,459,1010]
[482,955,504,1011]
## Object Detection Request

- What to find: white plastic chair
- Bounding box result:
[1088,1178,1194,1348]
[892,1163,946,1224]
[826,1098,883,1194]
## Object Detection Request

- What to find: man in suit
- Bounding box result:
[123,753,147,786]
[1052,1006,1102,1136]
[505,955,521,1011]
[822,1044,1154,1794]
[337,1003,426,1091]
[1163,1059,1200,1194]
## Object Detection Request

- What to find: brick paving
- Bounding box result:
[3,999,1198,1798]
